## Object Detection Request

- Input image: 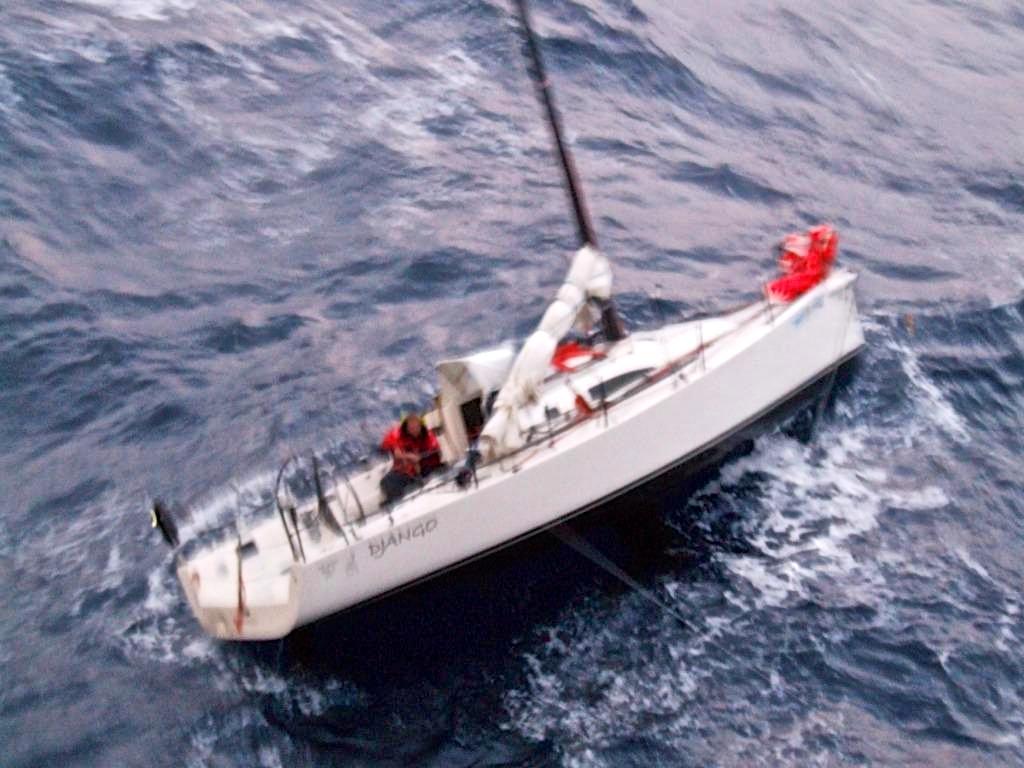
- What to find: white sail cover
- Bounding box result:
[436,346,516,403]
[479,244,612,458]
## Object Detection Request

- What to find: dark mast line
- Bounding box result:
[511,0,627,340]
[512,0,597,247]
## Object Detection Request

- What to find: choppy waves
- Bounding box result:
[504,314,1024,766]
[2,0,1023,766]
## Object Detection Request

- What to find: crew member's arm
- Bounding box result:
[394,447,421,471]
[382,428,421,473]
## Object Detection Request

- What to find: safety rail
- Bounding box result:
[269,450,457,564]
[193,300,779,567]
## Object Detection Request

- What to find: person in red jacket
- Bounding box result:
[379,413,442,502]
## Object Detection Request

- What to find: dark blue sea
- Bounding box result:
[2,0,1023,765]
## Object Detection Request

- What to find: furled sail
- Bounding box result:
[478,244,612,459]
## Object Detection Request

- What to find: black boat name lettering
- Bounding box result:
[370,518,438,559]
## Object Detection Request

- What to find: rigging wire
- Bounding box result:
[549,524,691,629]
[550,523,783,690]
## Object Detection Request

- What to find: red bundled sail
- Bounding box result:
[765,224,838,302]
[551,340,605,372]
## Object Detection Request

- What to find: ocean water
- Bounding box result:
[1,1,1023,765]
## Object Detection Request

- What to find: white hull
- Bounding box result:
[178,270,864,640]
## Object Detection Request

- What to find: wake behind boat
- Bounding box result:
[151,0,865,641]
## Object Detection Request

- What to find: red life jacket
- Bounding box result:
[766,224,838,302]
[380,424,441,477]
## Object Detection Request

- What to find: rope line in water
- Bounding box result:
[550,524,691,628]
[550,524,784,690]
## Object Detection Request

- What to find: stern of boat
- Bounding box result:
[176,547,299,641]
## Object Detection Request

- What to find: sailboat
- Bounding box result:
[152,0,865,641]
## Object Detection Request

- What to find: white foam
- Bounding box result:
[356,45,517,161]
[325,34,369,71]
[74,0,197,22]
[955,546,993,583]
[0,62,22,117]
[119,558,206,665]
[896,339,971,443]
[185,708,264,768]
[713,426,949,611]
[293,677,361,718]
[142,565,178,614]
[504,385,958,763]
[247,18,306,42]
[238,665,288,697]
[505,604,703,763]
[100,543,124,591]
[180,466,278,540]
[997,599,1020,654]
[124,558,364,733]
[185,725,217,768]
[181,636,215,661]
[258,745,285,768]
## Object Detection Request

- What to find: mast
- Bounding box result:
[511,0,627,341]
